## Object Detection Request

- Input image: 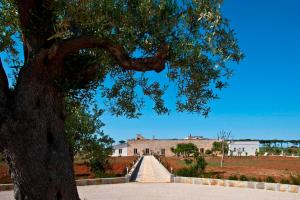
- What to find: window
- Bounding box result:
[134,148,138,155]
[119,149,122,154]
[161,149,165,155]
[146,148,150,154]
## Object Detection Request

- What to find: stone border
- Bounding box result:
[76,177,128,186]
[126,156,144,182]
[0,184,13,191]
[0,177,129,191]
[0,157,144,191]
[172,176,300,193]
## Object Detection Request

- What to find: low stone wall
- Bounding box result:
[76,177,128,186]
[0,157,144,191]
[0,177,129,191]
[173,176,300,193]
[0,184,13,191]
[127,156,143,182]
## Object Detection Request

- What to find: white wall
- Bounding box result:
[228,141,259,156]
[112,146,128,157]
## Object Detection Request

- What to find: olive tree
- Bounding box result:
[0,0,242,199]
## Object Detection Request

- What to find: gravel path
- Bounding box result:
[1,183,299,200]
[135,155,171,183]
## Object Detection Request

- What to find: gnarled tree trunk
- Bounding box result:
[0,57,80,200]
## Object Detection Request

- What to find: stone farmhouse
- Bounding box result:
[112,134,216,157]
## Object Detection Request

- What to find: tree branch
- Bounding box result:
[56,37,169,73]
[16,0,56,51]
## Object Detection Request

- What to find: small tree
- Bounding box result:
[218,130,231,168]
[171,143,199,157]
[212,141,228,154]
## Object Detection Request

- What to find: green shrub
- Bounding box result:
[239,175,249,181]
[205,149,212,155]
[184,158,193,165]
[176,168,198,177]
[250,177,257,182]
[290,174,300,185]
[194,155,207,174]
[228,175,238,180]
[257,178,262,182]
[215,174,223,179]
[265,176,275,183]
[280,178,290,184]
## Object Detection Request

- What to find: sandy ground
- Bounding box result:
[161,156,300,181]
[0,183,299,200]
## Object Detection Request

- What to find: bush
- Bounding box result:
[250,177,257,182]
[265,176,275,183]
[176,155,207,177]
[184,158,193,165]
[280,178,290,184]
[290,174,300,185]
[205,149,212,155]
[239,175,249,181]
[194,156,207,173]
[176,168,198,177]
[228,175,238,180]
[215,174,223,179]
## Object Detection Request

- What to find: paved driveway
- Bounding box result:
[135,155,171,183]
[1,183,299,200]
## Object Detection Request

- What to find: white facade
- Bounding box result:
[112,143,128,157]
[228,141,259,156]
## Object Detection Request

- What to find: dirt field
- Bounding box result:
[0,156,137,183]
[160,156,300,182]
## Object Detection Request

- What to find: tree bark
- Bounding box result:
[1,56,80,200]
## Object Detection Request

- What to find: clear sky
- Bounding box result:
[1,1,300,142]
[102,0,300,142]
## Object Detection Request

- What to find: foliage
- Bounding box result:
[119,140,126,144]
[265,176,275,183]
[171,143,199,157]
[176,167,198,177]
[259,147,300,156]
[250,177,258,182]
[205,149,212,155]
[1,0,243,118]
[65,97,114,174]
[280,178,290,184]
[193,154,207,174]
[175,153,207,177]
[212,141,228,153]
[228,175,238,180]
[239,175,249,181]
[290,174,300,185]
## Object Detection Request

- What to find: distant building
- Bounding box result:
[112,134,216,157]
[112,143,128,157]
[228,141,259,156]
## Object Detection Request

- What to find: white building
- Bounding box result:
[112,143,128,157]
[228,141,259,156]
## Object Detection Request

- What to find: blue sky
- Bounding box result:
[1,0,300,142]
[102,0,300,142]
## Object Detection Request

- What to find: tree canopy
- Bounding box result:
[171,143,199,157]
[1,0,243,118]
[65,97,114,159]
